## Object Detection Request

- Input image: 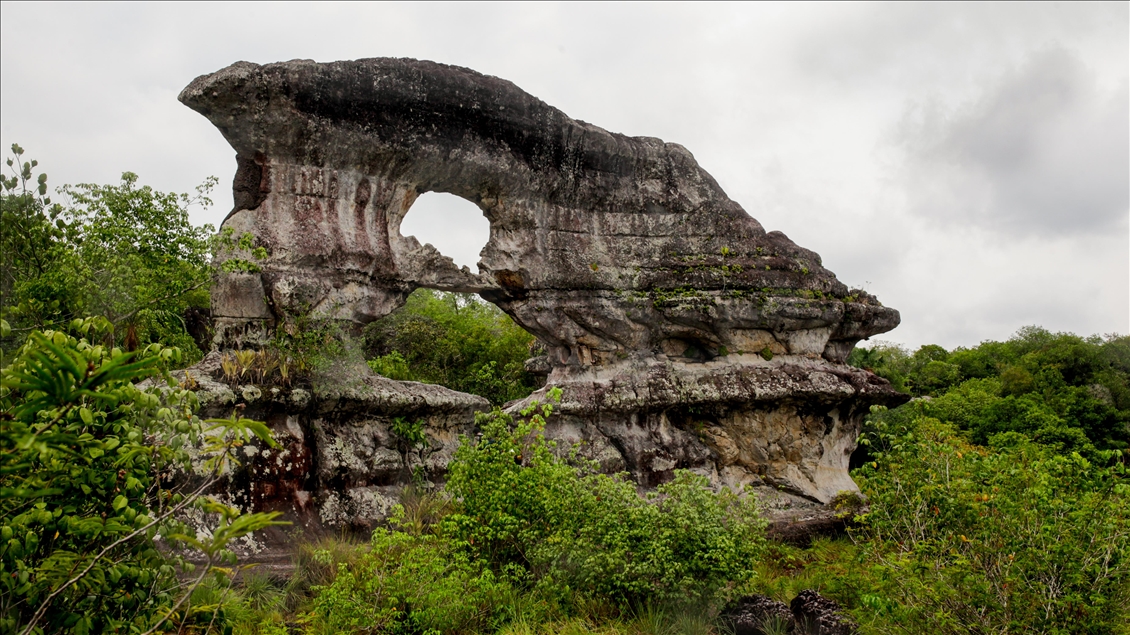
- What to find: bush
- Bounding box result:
[307,521,505,635]
[852,415,1130,634]
[443,391,766,608]
[0,317,284,634]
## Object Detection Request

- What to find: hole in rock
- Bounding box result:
[361,288,541,406]
[400,192,490,271]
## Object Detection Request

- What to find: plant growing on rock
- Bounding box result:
[391,417,432,483]
[219,348,293,387]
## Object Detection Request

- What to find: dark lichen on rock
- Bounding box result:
[179,58,906,555]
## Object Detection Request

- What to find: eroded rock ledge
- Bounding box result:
[179,58,906,546]
[181,353,488,553]
[179,58,897,364]
[514,354,904,506]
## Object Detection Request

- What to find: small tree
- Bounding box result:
[1,146,216,362]
[0,145,65,337]
[0,317,285,635]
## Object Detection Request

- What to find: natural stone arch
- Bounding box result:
[182,58,908,517]
[182,58,897,371]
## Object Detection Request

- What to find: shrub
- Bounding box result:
[306,520,505,635]
[0,317,284,634]
[443,391,766,608]
[540,469,766,607]
[852,415,1130,634]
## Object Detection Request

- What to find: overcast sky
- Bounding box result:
[2,2,1126,349]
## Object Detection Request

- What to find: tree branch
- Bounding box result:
[19,452,228,635]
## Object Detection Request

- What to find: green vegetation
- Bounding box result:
[127,397,768,635]
[1,147,215,364]
[104,396,1128,634]
[738,416,1129,634]
[2,149,1127,633]
[849,414,1129,634]
[444,395,765,609]
[309,398,766,631]
[363,289,539,405]
[849,327,1130,451]
[0,318,284,634]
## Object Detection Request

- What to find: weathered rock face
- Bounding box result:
[516,356,901,506]
[179,58,905,528]
[179,58,897,362]
[182,352,488,551]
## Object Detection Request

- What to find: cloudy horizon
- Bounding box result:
[1,2,1126,350]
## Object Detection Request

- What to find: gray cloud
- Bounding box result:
[1,3,1125,348]
[895,47,1128,237]
[795,3,1127,90]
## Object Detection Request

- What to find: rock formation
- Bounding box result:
[791,589,859,635]
[179,58,905,542]
[721,594,797,635]
[183,352,487,552]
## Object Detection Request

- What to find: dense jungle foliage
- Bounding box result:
[848,328,1130,453]
[0,145,215,363]
[2,149,1128,633]
[362,290,539,406]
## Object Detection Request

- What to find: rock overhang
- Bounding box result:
[181,57,899,370]
[180,58,908,521]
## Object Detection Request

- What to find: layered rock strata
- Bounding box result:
[180,353,488,551]
[179,58,905,537]
[514,356,901,506]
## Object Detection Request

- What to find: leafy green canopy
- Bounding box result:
[0,318,284,635]
[850,327,1130,451]
[850,413,1130,634]
[363,289,539,405]
[1,146,216,364]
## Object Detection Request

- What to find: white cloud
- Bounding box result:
[400,193,490,272]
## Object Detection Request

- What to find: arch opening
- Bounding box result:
[361,287,541,406]
[400,192,491,272]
